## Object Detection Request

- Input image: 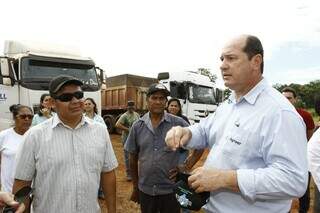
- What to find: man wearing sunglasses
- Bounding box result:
[13,75,118,213]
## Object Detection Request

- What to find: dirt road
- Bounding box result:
[101,134,314,213]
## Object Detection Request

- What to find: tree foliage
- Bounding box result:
[274,80,320,109]
[197,68,217,83]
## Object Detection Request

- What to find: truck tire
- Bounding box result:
[103,115,115,133]
[114,115,122,135]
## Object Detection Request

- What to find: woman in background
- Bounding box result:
[167,98,190,124]
[84,98,106,126]
[32,93,54,126]
[83,97,106,199]
[0,104,33,192]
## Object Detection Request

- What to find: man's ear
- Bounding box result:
[50,98,57,110]
[251,54,262,71]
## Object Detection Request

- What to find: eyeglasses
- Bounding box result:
[16,114,34,120]
[54,91,84,102]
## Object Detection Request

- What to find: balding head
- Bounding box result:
[220,34,264,98]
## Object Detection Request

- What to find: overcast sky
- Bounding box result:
[1,0,320,87]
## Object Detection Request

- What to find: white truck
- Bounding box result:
[158,71,223,124]
[0,41,103,130]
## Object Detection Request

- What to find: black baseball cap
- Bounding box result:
[174,172,210,211]
[49,75,83,96]
[147,83,170,97]
[127,101,135,108]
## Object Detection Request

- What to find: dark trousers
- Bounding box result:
[139,190,180,213]
[299,172,310,213]
[314,182,320,213]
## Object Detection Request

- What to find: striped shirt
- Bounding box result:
[15,114,118,213]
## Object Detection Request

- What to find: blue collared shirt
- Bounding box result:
[187,78,308,213]
[125,112,189,195]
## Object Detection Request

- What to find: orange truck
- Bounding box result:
[101,74,157,132]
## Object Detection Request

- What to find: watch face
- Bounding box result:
[14,186,33,203]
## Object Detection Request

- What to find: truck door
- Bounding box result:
[0,57,19,131]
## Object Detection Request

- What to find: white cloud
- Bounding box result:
[0,0,319,84]
[266,66,320,85]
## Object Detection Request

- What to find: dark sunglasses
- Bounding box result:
[2,186,33,213]
[54,91,84,102]
[16,114,34,120]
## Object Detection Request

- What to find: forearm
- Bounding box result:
[237,166,307,201]
[115,122,129,132]
[221,170,239,192]
[184,149,205,170]
[12,179,32,213]
[129,153,139,189]
[186,125,209,150]
[101,170,116,213]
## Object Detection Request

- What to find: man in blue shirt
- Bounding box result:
[165,35,308,213]
[125,83,190,213]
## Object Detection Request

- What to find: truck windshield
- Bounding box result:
[188,85,216,105]
[20,57,99,91]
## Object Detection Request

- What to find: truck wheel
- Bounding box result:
[114,115,122,135]
[103,115,115,133]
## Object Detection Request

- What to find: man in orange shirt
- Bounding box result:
[282,86,315,213]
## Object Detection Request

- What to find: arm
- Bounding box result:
[308,129,320,188]
[165,113,216,151]
[101,170,116,213]
[307,129,314,141]
[12,180,32,213]
[124,123,140,202]
[236,111,308,201]
[189,168,240,193]
[183,149,205,170]
[304,111,315,140]
[115,122,129,132]
[115,114,129,132]
[128,153,139,203]
[0,191,25,213]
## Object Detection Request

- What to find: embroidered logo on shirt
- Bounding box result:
[230,137,241,145]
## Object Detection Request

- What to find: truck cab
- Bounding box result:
[0,41,103,130]
[158,71,222,124]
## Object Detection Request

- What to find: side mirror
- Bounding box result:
[95,66,105,87]
[0,57,10,76]
[0,57,14,86]
[215,88,223,103]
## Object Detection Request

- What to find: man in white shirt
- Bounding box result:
[165,35,308,213]
[13,75,118,213]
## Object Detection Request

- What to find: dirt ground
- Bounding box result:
[100,134,315,213]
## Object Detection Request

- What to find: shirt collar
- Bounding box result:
[141,111,171,123]
[52,113,89,129]
[228,78,268,105]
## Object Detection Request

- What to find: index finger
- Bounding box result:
[165,127,178,150]
[15,203,26,213]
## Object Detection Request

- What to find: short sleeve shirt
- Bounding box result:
[118,111,140,141]
[0,128,23,192]
[14,114,118,213]
[296,108,315,131]
[125,112,188,195]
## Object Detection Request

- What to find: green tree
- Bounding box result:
[197,68,217,83]
[274,80,320,109]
